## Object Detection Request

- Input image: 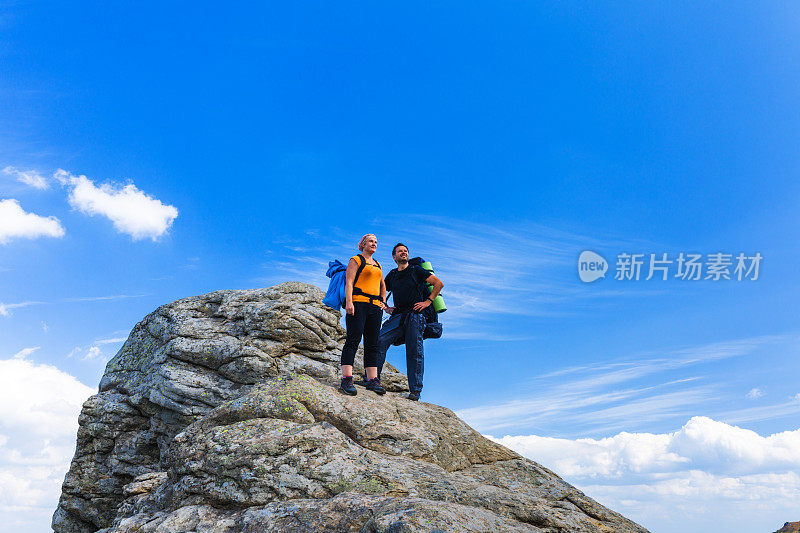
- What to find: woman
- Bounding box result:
[340,233,387,396]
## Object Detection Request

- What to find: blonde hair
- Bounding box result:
[358,233,377,251]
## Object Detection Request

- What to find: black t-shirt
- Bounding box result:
[385,265,430,312]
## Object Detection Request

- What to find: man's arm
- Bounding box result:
[426,274,443,300]
[379,276,388,311]
[412,273,443,312]
[383,271,394,314]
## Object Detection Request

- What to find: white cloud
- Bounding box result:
[55,169,178,241]
[0,356,92,437]
[746,388,764,400]
[2,166,49,190]
[0,356,93,528]
[489,416,800,533]
[0,199,65,244]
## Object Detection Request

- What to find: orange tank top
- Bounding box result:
[351,255,382,305]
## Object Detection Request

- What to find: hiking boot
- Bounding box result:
[365,377,386,395]
[407,391,420,401]
[340,376,357,396]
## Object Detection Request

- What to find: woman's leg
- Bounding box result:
[363,303,382,379]
[341,303,367,377]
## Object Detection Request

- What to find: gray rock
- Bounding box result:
[53,282,648,533]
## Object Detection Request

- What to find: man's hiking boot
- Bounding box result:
[365,377,386,395]
[407,391,420,401]
[340,376,357,396]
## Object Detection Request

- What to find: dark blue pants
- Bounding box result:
[376,312,425,392]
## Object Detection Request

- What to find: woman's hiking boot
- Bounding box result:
[365,377,386,395]
[407,391,420,401]
[340,376,357,396]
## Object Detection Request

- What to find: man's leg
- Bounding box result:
[376,314,402,381]
[404,314,425,393]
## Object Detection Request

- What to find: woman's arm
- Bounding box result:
[344,258,358,315]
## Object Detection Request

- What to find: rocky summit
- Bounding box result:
[53,282,648,533]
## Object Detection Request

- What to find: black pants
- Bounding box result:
[341,301,382,368]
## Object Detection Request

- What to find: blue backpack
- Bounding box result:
[323,260,347,309]
[323,256,384,309]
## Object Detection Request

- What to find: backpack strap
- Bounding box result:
[352,254,384,305]
[353,254,367,286]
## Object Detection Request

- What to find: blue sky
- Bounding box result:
[1,2,799,532]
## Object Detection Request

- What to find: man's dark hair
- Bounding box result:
[392,242,408,256]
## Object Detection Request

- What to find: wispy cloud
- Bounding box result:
[255,216,667,339]
[456,335,792,436]
[62,294,149,303]
[715,400,800,425]
[745,388,764,400]
[1,294,148,317]
[94,337,127,345]
[2,166,49,190]
[83,346,102,361]
[12,347,40,359]
[0,301,46,317]
[67,331,129,363]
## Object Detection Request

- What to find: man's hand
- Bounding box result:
[345,301,355,315]
[413,300,432,312]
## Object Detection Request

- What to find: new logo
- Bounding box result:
[578,251,608,283]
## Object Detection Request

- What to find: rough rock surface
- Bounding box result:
[53,282,648,533]
[777,522,800,533]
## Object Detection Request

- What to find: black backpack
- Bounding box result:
[407,257,443,339]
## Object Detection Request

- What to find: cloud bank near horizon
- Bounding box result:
[0,351,93,529]
[489,416,800,533]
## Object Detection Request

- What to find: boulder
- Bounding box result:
[53,282,648,533]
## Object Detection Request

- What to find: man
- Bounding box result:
[376,243,444,401]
